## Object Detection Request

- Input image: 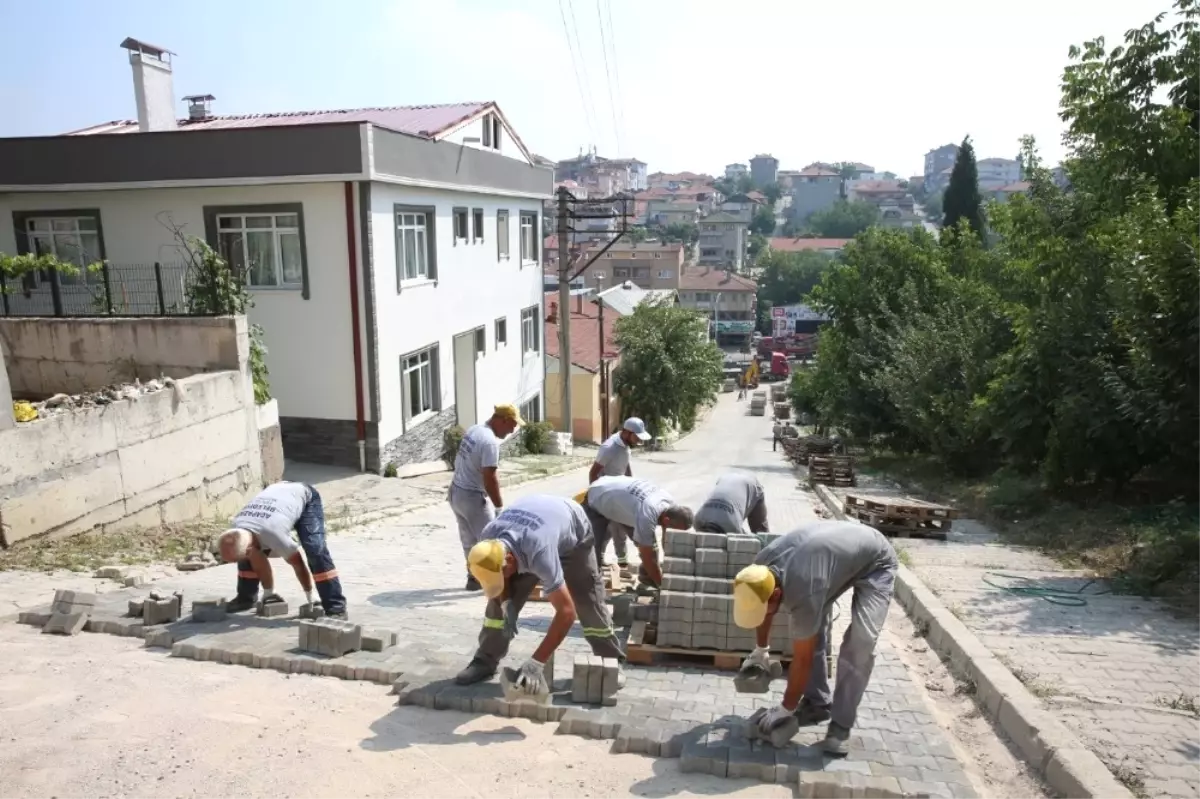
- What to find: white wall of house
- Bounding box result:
[368,182,545,447]
[440,112,531,164]
[0,183,357,424]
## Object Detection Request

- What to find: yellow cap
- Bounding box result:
[467,539,509,598]
[573,488,589,504]
[493,404,525,425]
[732,564,776,629]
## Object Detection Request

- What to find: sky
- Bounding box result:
[0,0,1175,177]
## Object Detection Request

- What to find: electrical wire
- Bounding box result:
[603,0,628,156]
[564,0,601,152]
[557,0,597,147]
[981,571,1107,606]
[595,0,621,154]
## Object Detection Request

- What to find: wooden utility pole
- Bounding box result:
[556,187,572,438]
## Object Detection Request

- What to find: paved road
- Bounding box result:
[2,394,984,797]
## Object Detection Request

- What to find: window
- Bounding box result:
[520,394,541,423]
[614,267,629,278]
[520,306,540,355]
[497,210,510,260]
[393,206,436,285]
[519,211,538,263]
[604,253,613,259]
[402,345,439,425]
[657,269,673,279]
[453,208,468,244]
[653,253,662,259]
[482,116,492,148]
[495,316,508,347]
[696,291,712,301]
[633,267,649,279]
[472,208,484,243]
[474,327,486,355]
[215,210,304,289]
[492,117,502,151]
[17,211,104,287]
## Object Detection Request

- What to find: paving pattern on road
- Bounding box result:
[12,396,980,796]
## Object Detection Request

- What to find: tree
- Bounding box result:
[755,248,835,310]
[780,219,801,238]
[736,174,755,194]
[922,191,944,220]
[625,225,649,243]
[747,232,768,260]
[808,200,880,238]
[612,301,724,437]
[942,136,984,236]
[749,206,777,236]
[763,182,783,206]
[659,222,698,245]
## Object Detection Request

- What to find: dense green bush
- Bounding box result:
[442,425,465,468]
[521,421,554,454]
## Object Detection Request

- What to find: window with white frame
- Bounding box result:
[472,208,484,243]
[402,345,438,424]
[216,211,304,288]
[519,212,537,263]
[495,316,508,347]
[657,269,673,279]
[453,208,469,243]
[520,306,539,355]
[20,213,103,285]
[394,208,434,284]
[497,210,510,260]
[520,394,541,423]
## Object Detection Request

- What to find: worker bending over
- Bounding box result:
[449,404,523,590]
[693,472,770,534]
[732,520,897,755]
[217,481,347,619]
[588,417,653,569]
[579,476,693,586]
[455,494,625,688]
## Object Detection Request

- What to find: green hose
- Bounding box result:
[982,571,1108,606]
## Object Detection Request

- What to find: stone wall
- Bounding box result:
[378,406,457,472]
[256,400,285,485]
[278,417,374,471]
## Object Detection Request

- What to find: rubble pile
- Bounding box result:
[17,376,183,422]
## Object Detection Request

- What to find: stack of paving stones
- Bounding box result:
[41,589,96,635]
[749,390,767,416]
[659,531,791,653]
[572,654,620,706]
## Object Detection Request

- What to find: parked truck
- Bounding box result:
[760,351,790,383]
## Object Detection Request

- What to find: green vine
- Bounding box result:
[0,252,101,292]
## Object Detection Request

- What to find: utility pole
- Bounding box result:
[556,187,572,439]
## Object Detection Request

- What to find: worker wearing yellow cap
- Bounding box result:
[454,493,626,689]
[732,520,898,755]
[449,404,523,591]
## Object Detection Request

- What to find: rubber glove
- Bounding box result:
[757,703,793,734]
[742,646,771,672]
[502,600,519,639]
[514,657,548,695]
[304,589,315,607]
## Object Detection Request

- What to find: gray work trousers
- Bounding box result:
[584,504,630,566]
[800,564,896,729]
[694,498,770,534]
[448,484,495,560]
[472,537,625,668]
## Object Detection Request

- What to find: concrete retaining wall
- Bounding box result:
[0,316,264,547]
[0,315,244,398]
[257,399,284,485]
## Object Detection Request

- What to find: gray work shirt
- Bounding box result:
[594,432,631,477]
[694,472,764,533]
[451,423,501,493]
[481,494,591,594]
[231,482,312,559]
[755,521,897,639]
[586,476,673,548]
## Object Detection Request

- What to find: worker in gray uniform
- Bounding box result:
[449,404,523,590]
[578,475,693,587]
[455,493,625,687]
[693,471,770,534]
[587,417,653,569]
[732,520,898,755]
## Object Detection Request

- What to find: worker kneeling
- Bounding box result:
[693,471,770,534]
[455,494,626,689]
[733,520,897,755]
[580,476,694,586]
[216,481,347,619]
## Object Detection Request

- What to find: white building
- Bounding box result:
[976,158,1022,189]
[0,37,550,472]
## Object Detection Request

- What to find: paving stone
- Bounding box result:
[144,629,174,648]
[298,602,325,620]
[127,599,145,617]
[600,657,620,706]
[661,575,696,592]
[256,599,289,618]
[695,548,729,567]
[51,589,97,612]
[729,739,778,781]
[42,611,88,635]
[123,574,146,588]
[662,557,694,575]
[191,597,227,623]
[586,654,604,704]
[572,654,592,703]
[361,629,398,652]
[143,597,181,626]
[699,577,731,594]
[611,593,634,627]
[695,533,727,550]
[726,535,761,554]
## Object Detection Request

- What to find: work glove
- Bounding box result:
[514,657,549,696]
[757,703,794,735]
[741,646,771,673]
[502,600,519,639]
[304,589,315,607]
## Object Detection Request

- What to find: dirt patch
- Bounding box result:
[0,519,225,573]
[884,602,1050,799]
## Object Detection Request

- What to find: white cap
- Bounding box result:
[623,417,652,441]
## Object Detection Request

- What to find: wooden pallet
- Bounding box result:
[845,506,952,539]
[529,562,631,602]
[625,621,792,670]
[843,493,959,521]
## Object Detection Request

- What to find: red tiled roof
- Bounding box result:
[768,237,851,252]
[679,266,756,292]
[544,292,619,372]
[850,180,903,193]
[746,190,767,201]
[798,166,840,177]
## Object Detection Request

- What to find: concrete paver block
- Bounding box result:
[256,599,289,618]
[662,557,694,575]
[361,629,398,652]
[127,599,145,617]
[51,589,97,613]
[586,654,604,704]
[299,602,325,620]
[600,657,620,706]
[746,707,800,748]
[298,618,362,657]
[191,597,227,623]
[695,548,729,565]
[699,577,731,594]
[610,593,634,627]
[143,596,182,626]
[42,611,88,635]
[572,654,592,703]
[662,575,696,592]
[727,535,762,554]
[695,533,727,550]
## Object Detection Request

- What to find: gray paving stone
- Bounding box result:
[191,597,227,623]
[572,654,592,703]
[127,599,145,617]
[726,535,761,554]
[361,629,398,652]
[42,611,88,635]
[661,575,696,592]
[662,557,694,575]
[695,533,727,550]
[256,599,289,618]
[143,596,181,626]
[298,602,325,620]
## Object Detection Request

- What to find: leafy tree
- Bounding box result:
[780,219,801,238]
[612,301,724,438]
[749,206,776,236]
[625,225,649,243]
[659,222,698,245]
[942,136,984,236]
[922,191,944,219]
[736,174,755,194]
[763,182,783,206]
[747,232,768,260]
[808,200,880,238]
[756,249,835,310]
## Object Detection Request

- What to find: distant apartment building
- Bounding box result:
[976,157,1021,190]
[725,163,748,180]
[554,152,647,194]
[647,171,711,191]
[846,180,908,206]
[788,166,842,221]
[749,154,779,188]
[646,199,701,227]
[697,213,748,271]
[923,143,959,191]
[574,241,686,293]
[677,266,758,346]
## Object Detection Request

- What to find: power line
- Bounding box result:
[565,0,601,153]
[557,0,597,147]
[603,0,627,154]
[595,0,621,155]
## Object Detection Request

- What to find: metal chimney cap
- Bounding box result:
[182,93,215,102]
[120,37,175,59]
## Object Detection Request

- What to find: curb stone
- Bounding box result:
[812,482,1133,799]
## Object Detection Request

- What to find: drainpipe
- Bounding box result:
[344,181,367,472]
